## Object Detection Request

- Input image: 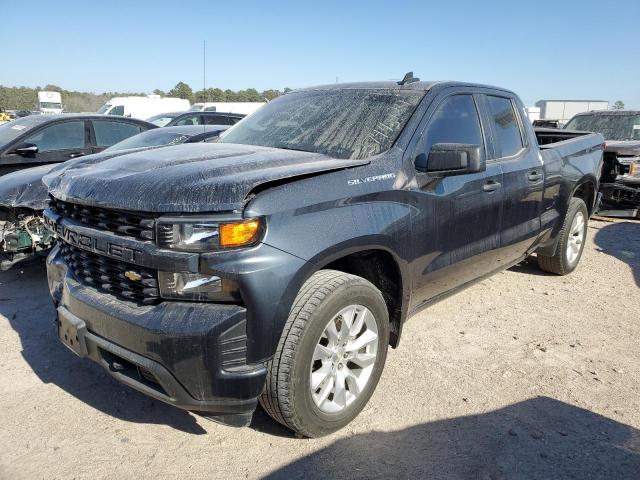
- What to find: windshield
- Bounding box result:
[565,114,640,141]
[96,103,112,114]
[219,89,424,159]
[189,104,203,111]
[40,102,61,109]
[105,129,190,151]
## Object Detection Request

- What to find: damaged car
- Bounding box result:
[42,78,604,437]
[564,110,640,217]
[0,125,229,269]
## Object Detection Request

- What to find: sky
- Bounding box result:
[2,0,639,108]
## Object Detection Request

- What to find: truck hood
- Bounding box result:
[43,143,369,213]
[605,140,640,156]
[0,146,167,211]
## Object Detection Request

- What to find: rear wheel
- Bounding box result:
[259,270,389,438]
[537,197,588,275]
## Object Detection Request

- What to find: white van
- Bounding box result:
[38,91,63,114]
[97,95,190,120]
[188,102,265,115]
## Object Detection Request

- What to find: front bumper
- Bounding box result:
[47,244,267,424]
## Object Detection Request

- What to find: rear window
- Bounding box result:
[93,121,143,147]
[487,96,523,158]
[219,89,424,159]
[106,129,189,151]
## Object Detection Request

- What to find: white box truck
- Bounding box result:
[535,100,609,125]
[38,91,63,115]
[96,95,190,120]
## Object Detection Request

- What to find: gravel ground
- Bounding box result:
[0,218,638,480]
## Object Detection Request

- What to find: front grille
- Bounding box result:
[59,242,159,305]
[50,198,155,241]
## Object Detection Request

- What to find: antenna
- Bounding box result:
[397,71,419,85]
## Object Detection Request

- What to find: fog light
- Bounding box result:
[159,271,222,301]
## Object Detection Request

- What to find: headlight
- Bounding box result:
[157,218,263,252]
[158,271,239,301]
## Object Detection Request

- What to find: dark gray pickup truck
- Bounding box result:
[42,77,604,437]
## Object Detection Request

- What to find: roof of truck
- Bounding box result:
[571,110,640,116]
[294,80,515,95]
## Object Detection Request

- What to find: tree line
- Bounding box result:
[0,82,288,112]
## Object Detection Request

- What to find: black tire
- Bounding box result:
[537,197,589,275]
[259,269,389,438]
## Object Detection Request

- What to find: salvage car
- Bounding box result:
[42,77,603,437]
[0,125,228,270]
[0,114,156,177]
[565,110,640,216]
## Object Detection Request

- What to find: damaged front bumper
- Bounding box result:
[47,244,267,426]
[1,209,54,270]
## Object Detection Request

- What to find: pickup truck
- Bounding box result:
[565,110,640,216]
[42,78,604,438]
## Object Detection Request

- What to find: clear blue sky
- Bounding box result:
[2,0,639,108]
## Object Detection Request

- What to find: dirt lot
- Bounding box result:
[0,218,638,479]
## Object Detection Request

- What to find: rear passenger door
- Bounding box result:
[90,120,146,153]
[482,94,544,261]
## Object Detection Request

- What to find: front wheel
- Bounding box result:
[537,197,588,275]
[259,270,389,438]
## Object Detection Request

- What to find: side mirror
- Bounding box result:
[415,143,484,176]
[12,142,39,157]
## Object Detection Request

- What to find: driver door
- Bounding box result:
[409,91,505,308]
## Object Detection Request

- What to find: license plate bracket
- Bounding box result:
[57,307,88,357]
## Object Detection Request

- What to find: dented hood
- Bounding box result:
[43,143,368,213]
[0,146,172,211]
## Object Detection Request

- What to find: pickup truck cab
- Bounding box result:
[42,78,604,437]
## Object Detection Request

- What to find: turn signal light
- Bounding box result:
[219,220,262,248]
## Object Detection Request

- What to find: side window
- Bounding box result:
[487,96,523,157]
[421,95,483,156]
[23,121,85,152]
[93,121,143,147]
[203,115,235,126]
[108,105,125,116]
[175,114,202,126]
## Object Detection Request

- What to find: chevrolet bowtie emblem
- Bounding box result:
[124,270,142,282]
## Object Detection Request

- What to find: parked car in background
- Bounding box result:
[165,111,245,127]
[532,119,562,129]
[0,108,11,123]
[189,102,265,115]
[0,114,155,177]
[14,110,33,118]
[43,78,603,437]
[96,96,190,120]
[0,125,228,270]
[565,110,640,216]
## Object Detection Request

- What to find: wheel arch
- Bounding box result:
[305,242,411,348]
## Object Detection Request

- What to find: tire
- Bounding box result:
[537,197,589,275]
[259,269,389,438]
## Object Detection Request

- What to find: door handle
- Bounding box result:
[68,152,86,159]
[528,171,543,182]
[483,180,501,192]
